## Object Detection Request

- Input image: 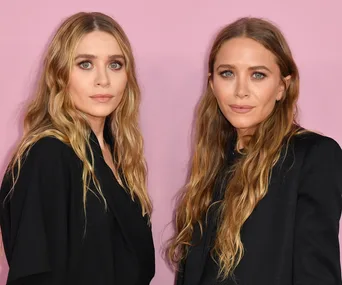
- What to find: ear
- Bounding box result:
[276,75,291,101]
[208,73,214,91]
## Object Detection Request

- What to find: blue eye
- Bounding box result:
[109,61,123,70]
[252,72,266,79]
[79,61,93,70]
[220,70,234,78]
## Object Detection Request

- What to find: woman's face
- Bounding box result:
[69,31,127,121]
[210,37,290,137]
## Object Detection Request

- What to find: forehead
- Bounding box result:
[74,31,123,55]
[215,37,278,68]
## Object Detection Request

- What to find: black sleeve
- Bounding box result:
[293,137,342,285]
[0,137,70,285]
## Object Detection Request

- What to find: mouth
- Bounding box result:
[89,94,114,103]
[229,104,255,114]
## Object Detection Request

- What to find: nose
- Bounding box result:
[235,77,249,98]
[95,67,110,87]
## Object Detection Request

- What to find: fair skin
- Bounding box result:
[210,37,291,149]
[69,31,127,173]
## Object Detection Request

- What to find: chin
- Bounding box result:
[90,113,112,119]
[90,106,118,117]
[227,118,256,131]
[84,110,115,120]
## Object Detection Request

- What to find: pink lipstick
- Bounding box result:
[89,94,114,103]
[229,104,254,114]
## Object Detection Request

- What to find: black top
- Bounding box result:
[0,132,155,285]
[177,132,342,285]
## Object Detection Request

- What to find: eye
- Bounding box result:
[252,72,266,80]
[220,70,234,78]
[109,61,123,70]
[78,61,93,70]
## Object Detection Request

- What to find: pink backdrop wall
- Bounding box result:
[0,0,341,284]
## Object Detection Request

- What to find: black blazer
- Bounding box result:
[0,133,155,285]
[177,132,342,285]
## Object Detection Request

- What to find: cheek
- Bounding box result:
[249,86,279,125]
[213,81,280,130]
[68,71,91,102]
[114,76,128,109]
[212,80,234,104]
[256,84,279,110]
[112,72,128,95]
[259,99,276,119]
[68,84,88,111]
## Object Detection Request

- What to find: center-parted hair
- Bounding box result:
[7,12,152,219]
[167,17,301,278]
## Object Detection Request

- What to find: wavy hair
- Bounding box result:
[7,12,152,218]
[167,17,302,278]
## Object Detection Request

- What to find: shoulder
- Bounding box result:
[28,136,70,155]
[0,137,74,204]
[15,136,77,174]
[290,130,342,171]
[291,130,341,158]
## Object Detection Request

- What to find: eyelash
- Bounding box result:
[219,70,267,80]
[220,70,234,78]
[77,60,124,70]
[252,72,266,79]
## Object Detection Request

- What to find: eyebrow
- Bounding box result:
[216,64,272,73]
[74,54,125,61]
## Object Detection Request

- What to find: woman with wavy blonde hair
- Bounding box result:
[168,17,342,285]
[0,12,154,285]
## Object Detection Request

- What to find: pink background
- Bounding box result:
[0,0,341,284]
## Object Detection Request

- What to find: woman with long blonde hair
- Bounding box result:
[168,17,342,285]
[0,12,154,285]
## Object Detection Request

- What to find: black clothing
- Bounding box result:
[0,132,155,285]
[178,132,342,285]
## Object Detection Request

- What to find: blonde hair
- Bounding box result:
[7,12,152,218]
[167,17,302,278]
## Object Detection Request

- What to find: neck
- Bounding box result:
[87,115,106,149]
[236,127,255,150]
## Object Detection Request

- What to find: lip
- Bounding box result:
[229,104,255,114]
[89,94,114,103]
